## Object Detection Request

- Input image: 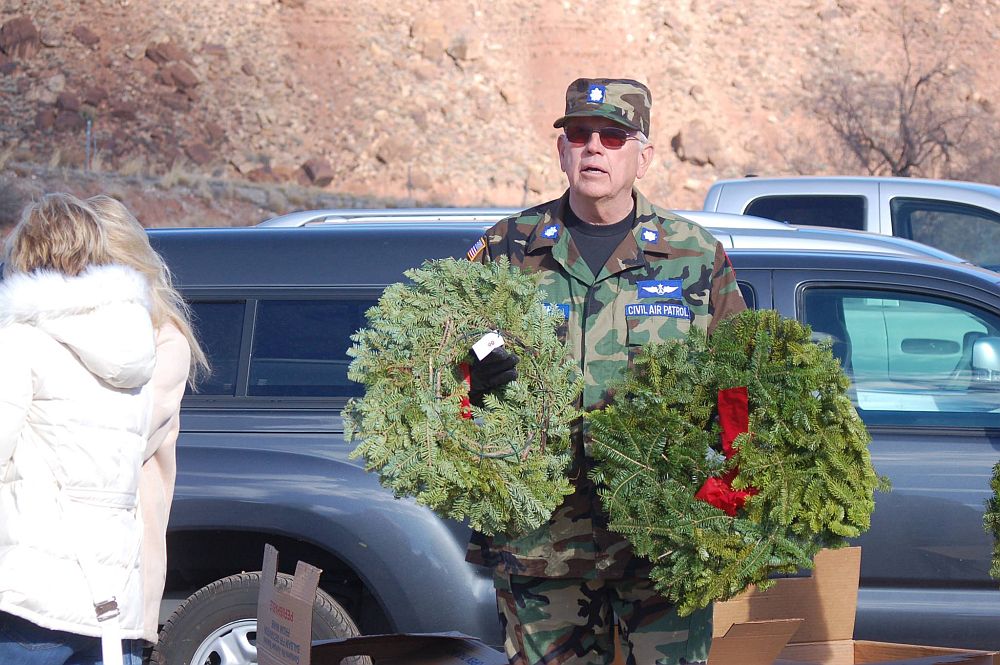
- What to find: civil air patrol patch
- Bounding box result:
[624,303,692,319]
[466,237,486,261]
[640,228,659,243]
[637,279,683,299]
[543,303,570,320]
[541,224,560,240]
[587,84,606,103]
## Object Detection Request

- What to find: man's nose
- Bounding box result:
[584,130,605,153]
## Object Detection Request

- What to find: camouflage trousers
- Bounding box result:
[493,571,712,665]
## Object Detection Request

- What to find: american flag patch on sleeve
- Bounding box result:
[466,237,487,261]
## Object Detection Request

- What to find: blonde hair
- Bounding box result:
[86,195,210,386]
[4,193,112,276]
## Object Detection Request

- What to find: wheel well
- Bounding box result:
[165,529,391,634]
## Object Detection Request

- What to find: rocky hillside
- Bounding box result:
[1,0,998,230]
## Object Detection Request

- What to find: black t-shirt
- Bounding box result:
[565,205,636,277]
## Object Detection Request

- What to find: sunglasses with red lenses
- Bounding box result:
[563,125,638,149]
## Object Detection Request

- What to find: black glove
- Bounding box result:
[468,347,519,407]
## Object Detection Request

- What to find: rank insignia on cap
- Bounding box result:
[641,228,658,243]
[541,224,560,240]
[466,237,486,261]
[587,84,606,103]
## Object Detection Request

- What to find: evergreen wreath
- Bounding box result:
[987,461,1000,580]
[588,308,887,616]
[344,257,584,537]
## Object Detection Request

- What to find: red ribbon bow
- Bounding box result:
[459,362,473,419]
[694,386,758,516]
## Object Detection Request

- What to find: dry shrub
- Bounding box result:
[90,150,107,173]
[159,160,189,189]
[0,179,29,233]
[285,185,311,207]
[0,145,15,170]
[194,177,214,202]
[119,154,147,177]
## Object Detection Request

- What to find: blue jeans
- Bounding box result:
[0,611,143,665]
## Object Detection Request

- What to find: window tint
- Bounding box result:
[248,299,377,397]
[188,301,245,396]
[737,282,756,309]
[801,287,1000,427]
[890,197,1000,270]
[745,195,866,230]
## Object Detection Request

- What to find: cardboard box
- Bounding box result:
[710,547,999,665]
[709,619,805,665]
[312,546,998,665]
[258,544,322,665]
[776,641,998,665]
[312,632,507,665]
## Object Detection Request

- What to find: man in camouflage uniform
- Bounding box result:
[465,78,746,665]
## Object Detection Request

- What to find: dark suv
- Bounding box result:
[147,220,1000,664]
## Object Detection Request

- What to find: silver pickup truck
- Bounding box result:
[703,176,1000,271]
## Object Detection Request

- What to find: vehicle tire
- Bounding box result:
[149,571,370,665]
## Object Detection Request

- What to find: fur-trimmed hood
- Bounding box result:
[0,264,156,389]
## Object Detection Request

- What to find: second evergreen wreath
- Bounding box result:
[588,308,888,616]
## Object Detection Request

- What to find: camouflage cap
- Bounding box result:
[553,78,652,136]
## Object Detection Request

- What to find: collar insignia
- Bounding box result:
[543,303,570,320]
[641,228,658,243]
[541,224,560,240]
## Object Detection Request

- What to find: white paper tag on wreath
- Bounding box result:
[472,331,505,360]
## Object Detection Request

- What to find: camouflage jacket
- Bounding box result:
[466,189,747,580]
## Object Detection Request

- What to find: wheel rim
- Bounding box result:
[189,619,258,665]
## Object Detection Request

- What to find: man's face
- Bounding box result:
[557,116,654,209]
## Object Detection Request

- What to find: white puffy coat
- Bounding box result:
[0,264,156,639]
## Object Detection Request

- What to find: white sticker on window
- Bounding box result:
[856,390,938,412]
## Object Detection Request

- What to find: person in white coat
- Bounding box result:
[86,195,209,648]
[0,193,155,665]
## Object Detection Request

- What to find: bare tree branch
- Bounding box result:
[810,4,990,179]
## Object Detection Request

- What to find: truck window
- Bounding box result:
[737,282,755,309]
[890,198,1000,271]
[248,298,378,398]
[187,301,246,396]
[801,287,1000,428]
[744,195,866,230]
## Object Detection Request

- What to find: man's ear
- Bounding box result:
[635,142,654,180]
[557,133,570,175]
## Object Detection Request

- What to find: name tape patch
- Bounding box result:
[624,303,692,319]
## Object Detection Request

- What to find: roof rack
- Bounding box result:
[257,208,521,227]
[257,207,796,230]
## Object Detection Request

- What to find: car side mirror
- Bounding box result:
[971,336,1000,384]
